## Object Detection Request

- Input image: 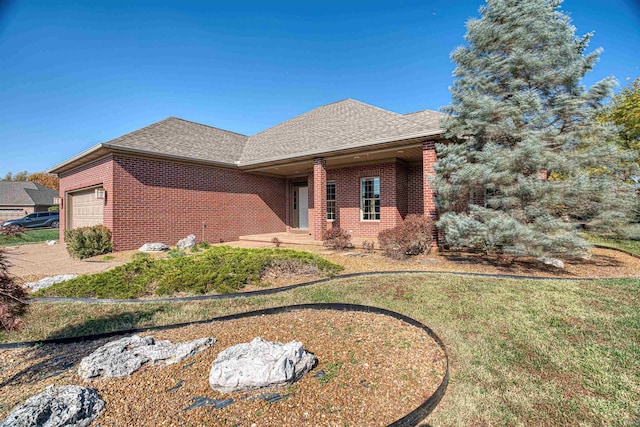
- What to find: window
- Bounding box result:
[327,181,336,220]
[361,177,380,221]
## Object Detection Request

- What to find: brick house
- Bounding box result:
[0,181,59,223]
[49,99,446,251]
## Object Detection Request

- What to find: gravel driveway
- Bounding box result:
[4,243,127,282]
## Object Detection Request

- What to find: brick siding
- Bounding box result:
[60,155,287,251]
[308,161,410,239]
[58,155,114,243]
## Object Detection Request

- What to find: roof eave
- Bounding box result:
[103,144,239,169]
[238,129,444,169]
[48,143,240,175]
[47,144,108,174]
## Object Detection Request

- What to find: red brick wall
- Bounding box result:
[312,158,327,240]
[309,161,407,239]
[110,155,286,250]
[396,162,408,220]
[407,164,423,215]
[58,155,114,242]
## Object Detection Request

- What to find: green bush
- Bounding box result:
[65,225,112,259]
[378,214,433,260]
[36,246,343,299]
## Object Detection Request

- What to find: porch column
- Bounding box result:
[423,141,439,244]
[313,157,327,241]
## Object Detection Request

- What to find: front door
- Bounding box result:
[298,186,309,229]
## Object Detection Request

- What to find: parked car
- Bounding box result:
[1,211,59,228]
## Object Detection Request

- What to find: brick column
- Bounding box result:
[423,141,439,245]
[285,178,291,231]
[313,158,327,240]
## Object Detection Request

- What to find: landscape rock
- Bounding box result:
[45,240,57,246]
[209,337,316,393]
[537,257,565,269]
[0,385,104,427]
[177,234,197,250]
[138,243,169,252]
[78,335,215,380]
[24,274,78,292]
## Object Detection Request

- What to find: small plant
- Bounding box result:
[362,240,375,253]
[0,248,28,331]
[167,248,185,258]
[271,237,282,248]
[198,241,211,249]
[65,225,112,259]
[102,255,114,261]
[0,225,24,240]
[378,214,433,260]
[323,227,353,251]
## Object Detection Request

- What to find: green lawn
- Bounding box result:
[0,228,59,246]
[584,233,640,256]
[4,273,639,426]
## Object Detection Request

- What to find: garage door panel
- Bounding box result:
[69,188,104,229]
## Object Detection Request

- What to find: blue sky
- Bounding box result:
[1,0,639,175]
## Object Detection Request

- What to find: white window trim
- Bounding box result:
[327,180,336,222]
[360,176,381,222]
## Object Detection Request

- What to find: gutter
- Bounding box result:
[238,129,443,168]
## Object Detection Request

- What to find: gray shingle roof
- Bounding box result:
[404,109,447,130]
[0,181,58,206]
[51,99,448,173]
[239,99,439,165]
[103,117,248,165]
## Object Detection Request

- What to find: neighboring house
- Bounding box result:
[49,99,446,251]
[0,181,59,222]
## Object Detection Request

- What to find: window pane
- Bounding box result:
[361,177,380,220]
[326,181,336,220]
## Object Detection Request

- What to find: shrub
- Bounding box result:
[0,249,28,331]
[167,248,185,258]
[35,246,344,299]
[65,225,113,259]
[378,214,434,260]
[0,225,24,238]
[323,227,353,251]
[362,240,375,253]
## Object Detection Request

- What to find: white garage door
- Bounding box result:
[68,188,104,229]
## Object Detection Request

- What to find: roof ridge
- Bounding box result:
[168,117,248,138]
[101,118,174,146]
[404,108,446,115]
[345,98,404,117]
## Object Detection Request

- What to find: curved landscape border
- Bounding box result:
[32,269,639,305]
[0,303,450,427]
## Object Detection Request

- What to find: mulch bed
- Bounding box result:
[0,309,447,426]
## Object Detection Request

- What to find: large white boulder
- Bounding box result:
[209,337,316,393]
[537,256,565,269]
[177,234,197,250]
[0,385,104,427]
[78,335,215,380]
[24,274,78,292]
[138,243,169,252]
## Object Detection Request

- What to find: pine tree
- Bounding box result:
[435,0,634,258]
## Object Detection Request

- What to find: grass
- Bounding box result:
[583,233,640,256]
[3,273,639,425]
[0,228,58,246]
[33,246,343,299]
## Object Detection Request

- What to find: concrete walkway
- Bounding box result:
[238,231,377,248]
[4,243,127,281]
